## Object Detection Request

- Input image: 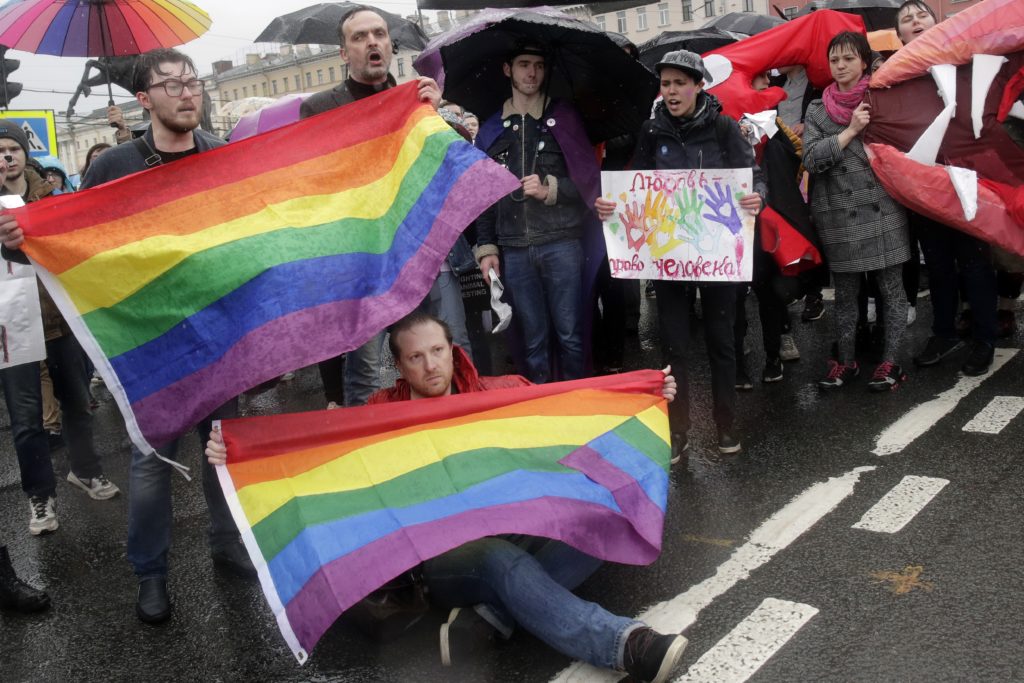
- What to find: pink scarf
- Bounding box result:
[823,76,870,126]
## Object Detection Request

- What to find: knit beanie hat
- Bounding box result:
[0,123,30,157]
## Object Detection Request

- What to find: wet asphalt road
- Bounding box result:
[2,293,1022,682]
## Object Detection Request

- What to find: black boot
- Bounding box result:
[0,545,51,613]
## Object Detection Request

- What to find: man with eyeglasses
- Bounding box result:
[70,47,255,624]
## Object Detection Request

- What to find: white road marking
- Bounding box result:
[551,467,875,682]
[674,598,819,683]
[852,475,949,533]
[962,396,1024,434]
[872,348,1018,456]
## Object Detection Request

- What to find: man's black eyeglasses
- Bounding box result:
[147,79,206,97]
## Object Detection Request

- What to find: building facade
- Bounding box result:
[206,43,425,137]
[588,0,773,38]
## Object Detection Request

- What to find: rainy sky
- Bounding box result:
[7,0,423,115]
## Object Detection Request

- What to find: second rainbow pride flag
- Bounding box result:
[217,370,672,662]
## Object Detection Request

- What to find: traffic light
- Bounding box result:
[0,46,22,109]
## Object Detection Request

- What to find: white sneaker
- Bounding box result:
[67,472,120,500]
[906,305,917,327]
[28,496,58,535]
[779,334,801,361]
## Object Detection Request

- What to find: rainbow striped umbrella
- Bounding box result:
[0,0,211,57]
[0,0,211,105]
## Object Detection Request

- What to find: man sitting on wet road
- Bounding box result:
[207,312,688,683]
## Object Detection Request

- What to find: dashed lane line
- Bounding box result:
[550,466,875,682]
[962,396,1024,434]
[872,348,1018,456]
[674,598,819,683]
[852,475,949,534]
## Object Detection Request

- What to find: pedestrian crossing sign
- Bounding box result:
[0,109,57,158]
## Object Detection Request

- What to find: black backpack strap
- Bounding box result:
[132,136,162,168]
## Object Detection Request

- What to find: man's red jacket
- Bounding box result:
[366,345,531,404]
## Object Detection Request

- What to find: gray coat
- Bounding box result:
[803,100,909,273]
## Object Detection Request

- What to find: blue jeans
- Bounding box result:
[126,398,240,578]
[503,239,584,383]
[422,537,641,670]
[317,332,385,407]
[1,334,102,498]
[422,271,473,360]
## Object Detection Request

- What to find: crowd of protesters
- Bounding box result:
[0,2,1020,680]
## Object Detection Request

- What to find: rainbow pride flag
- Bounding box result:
[14,82,518,452]
[217,370,671,662]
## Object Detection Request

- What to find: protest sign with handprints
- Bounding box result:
[600,168,755,282]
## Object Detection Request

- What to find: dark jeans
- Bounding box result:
[126,398,240,578]
[503,239,584,383]
[735,249,792,361]
[593,259,640,371]
[1,334,102,498]
[654,281,737,435]
[916,215,996,345]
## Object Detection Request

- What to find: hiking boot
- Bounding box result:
[0,546,51,613]
[961,341,994,377]
[868,361,908,392]
[440,607,496,667]
[136,577,171,624]
[996,309,1016,338]
[735,365,753,392]
[210,541,257,578]
[762,357,784,383]
[914,336,965,367]
[28,496,58,536]
[670,433,689,465]
[717,430,742,455]
[622,627,688,683]
[818,360,859,390]
[779,334,800,361]
[801,294,824,322]
[67,472,120,500]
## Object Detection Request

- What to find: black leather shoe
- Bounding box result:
[136,577,171,624]
[211,542,257,578]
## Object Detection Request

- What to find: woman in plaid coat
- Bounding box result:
[803,31,910,392]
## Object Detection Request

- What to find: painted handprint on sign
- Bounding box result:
[618,192,668,253]
[701,182,743,235]
[673,188,721,254]
[702,182,746,266]
[647,204,683,259]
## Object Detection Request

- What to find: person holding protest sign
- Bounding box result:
[595,50,765,458]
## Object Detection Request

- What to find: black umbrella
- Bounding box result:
[604,31,639,59]
[637,28,745,70]
[701,12,786,35]
[254,2,428,50]
[424,9,658,143]
[796,0,902,31]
